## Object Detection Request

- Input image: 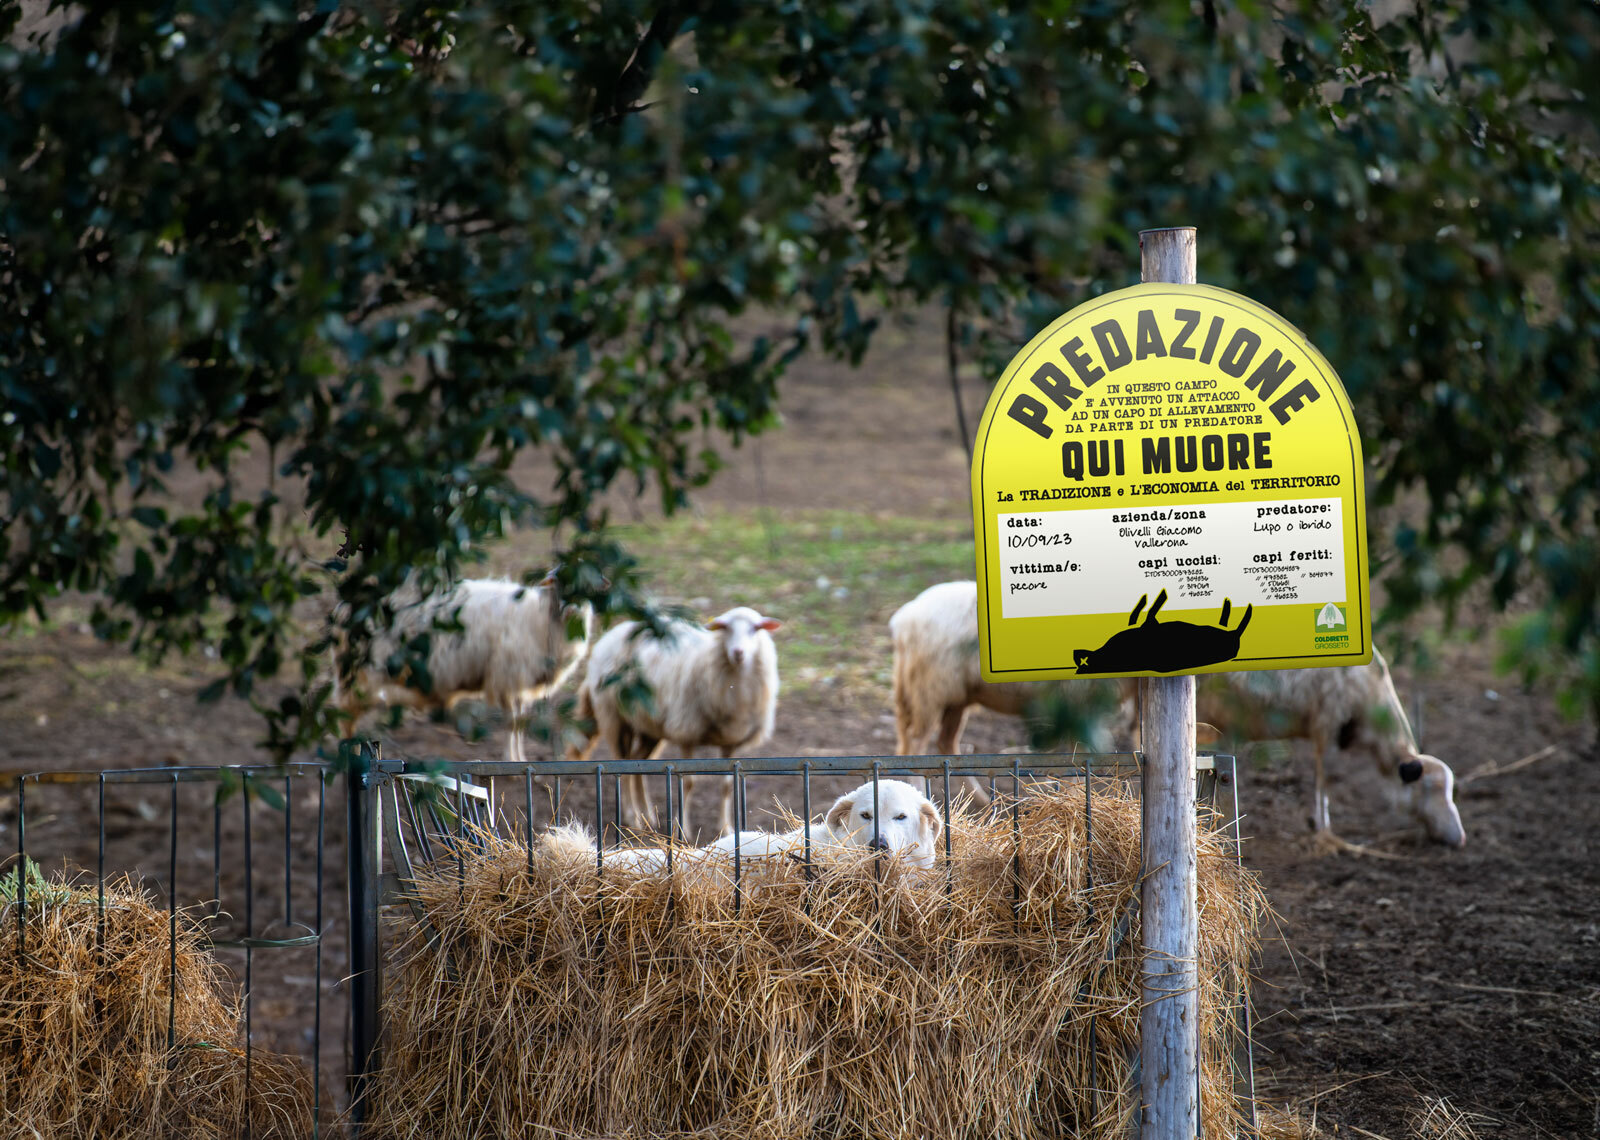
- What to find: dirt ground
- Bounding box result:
[3,317,1598,1137]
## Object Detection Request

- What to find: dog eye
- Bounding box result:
[894,813,908,820]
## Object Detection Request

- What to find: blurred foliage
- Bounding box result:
[1,1,1596,755]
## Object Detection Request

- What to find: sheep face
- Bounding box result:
[706,607,781,671]
[536,570,594,633]
[1398,753,1466,848]
[823,780,943,867]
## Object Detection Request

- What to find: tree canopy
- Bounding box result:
[2,0,1597,753]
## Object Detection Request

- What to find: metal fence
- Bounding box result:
[3,762,345,1134]
[3,747,1255,1138]
[346,746,1257,1138]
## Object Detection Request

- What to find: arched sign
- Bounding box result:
[971,283,1370,681]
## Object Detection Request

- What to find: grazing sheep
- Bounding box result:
[1121,647,1466,850]
[889,580,1044,805]
[568,605,781,836]
[332,572,595,765]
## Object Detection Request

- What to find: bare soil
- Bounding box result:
[3,316,1597,1137]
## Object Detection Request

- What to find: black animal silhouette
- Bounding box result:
[1073,590,1252,675]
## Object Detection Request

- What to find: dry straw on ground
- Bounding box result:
[368,782,1267,1140]
[0,867,315,1139]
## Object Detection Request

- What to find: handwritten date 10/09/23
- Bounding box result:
[1003,516,1072,549]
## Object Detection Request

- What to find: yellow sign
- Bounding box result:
[971,283,1370,681]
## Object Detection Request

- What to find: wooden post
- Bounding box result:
[1138,226,1200,1140]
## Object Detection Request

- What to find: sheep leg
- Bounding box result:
[892,672,920,755]
[618,775,650,834]
[505,699,525,767]
[934,704,990,809]
[1308,735,1371,856]
[672,747,697,842]
[620,738,667,835]
[1311,735,1331,835]
[679,773,697,844]
[716,748,738,838]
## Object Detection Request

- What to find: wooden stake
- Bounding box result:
[1138,226,1200,1140]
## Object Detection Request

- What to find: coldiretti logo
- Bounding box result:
[1314,602,1347,632]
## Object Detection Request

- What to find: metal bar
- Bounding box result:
[612,774,621,839]
[212,779,222,923]
[525,768,536,880]
[243,771,255,1140]
[455,778,465,905]
[941,759,952,901]
[801,761,812,881]
[284,772,294,929]
[871,761,884,927]
[871,761,881,849]
[168,772,178,1053]
[347,742,382,1133]
[732,760,742,915]
[97,773,106,956]
[593,766,603,866]
[0,762,338,786]
[313,774,325,1140]
[348,751,1157,780]
[1219,753,1258,1136]
[403,775,434,865]
[16,775,25,959]
[665,765,675,869]
[1011,755,1022,928]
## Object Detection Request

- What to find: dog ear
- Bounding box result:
[1398,758,1424,784]
[920,801,943,847]
[825,794,854,832]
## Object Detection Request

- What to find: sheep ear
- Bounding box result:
[706,618,726,631]
[1195,722,1223,747]
[756,618,782,632]
[920,801,943,846]
[825,795,853,831]
[538,568,560,587]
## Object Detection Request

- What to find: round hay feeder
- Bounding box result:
[368,783,1268,1140]
[0,865,316,1139]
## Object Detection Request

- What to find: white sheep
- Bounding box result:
[889,580,1045,805]
[567,605,781,836]
[332,572,595,765]
[1121,647,1466,850]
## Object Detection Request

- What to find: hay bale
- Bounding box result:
[0,866,316,1139]
[368,783,1265,1140]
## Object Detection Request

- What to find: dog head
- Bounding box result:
[822,779,943,867]
[1397,752,1466,848]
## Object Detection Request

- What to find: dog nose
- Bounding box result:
[868,835,889,851]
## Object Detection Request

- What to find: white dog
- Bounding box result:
[545,779,944,873]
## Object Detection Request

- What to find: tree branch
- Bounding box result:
[601,5,695,125]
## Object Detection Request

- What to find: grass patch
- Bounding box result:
[612,508,976,703]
